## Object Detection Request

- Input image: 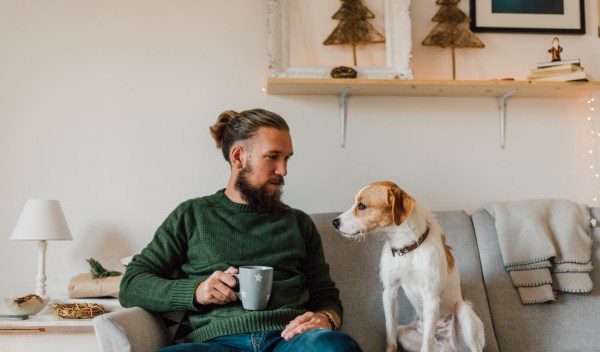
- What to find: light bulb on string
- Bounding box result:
[585,93,599,204]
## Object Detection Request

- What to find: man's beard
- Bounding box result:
[234,165,284,212]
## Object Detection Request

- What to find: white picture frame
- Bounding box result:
[267,0,413,79]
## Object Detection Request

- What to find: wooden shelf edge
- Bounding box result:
[266,77,600,98]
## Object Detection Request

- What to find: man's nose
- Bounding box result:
[275,161,287,176]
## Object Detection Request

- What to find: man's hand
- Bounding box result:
[280,311,334,341]
[194,266,239,305]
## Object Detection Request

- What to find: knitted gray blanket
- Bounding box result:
[483,199,593,304]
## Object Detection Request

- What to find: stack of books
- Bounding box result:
[528,59,591,82]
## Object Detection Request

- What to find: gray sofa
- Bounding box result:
[93,209,600,352]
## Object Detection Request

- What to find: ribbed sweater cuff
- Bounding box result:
[170,279,201,310]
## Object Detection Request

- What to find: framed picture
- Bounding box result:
[469,0,585,34]
[267,0,413,79]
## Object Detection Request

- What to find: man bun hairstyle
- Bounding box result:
[209,108,289,162]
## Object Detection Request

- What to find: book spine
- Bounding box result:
[536,59,581,68]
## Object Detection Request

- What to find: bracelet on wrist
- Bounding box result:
[320,311,339,331]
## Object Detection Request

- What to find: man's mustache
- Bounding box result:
[269,176,285,186]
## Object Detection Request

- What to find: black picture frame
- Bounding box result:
[469,0,585,34]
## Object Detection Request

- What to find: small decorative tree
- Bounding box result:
[422,0,484,79]
[323,0,386,66]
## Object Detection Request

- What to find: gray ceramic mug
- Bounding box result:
[232,266,273,310]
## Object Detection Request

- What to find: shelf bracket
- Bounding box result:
[497,89,517,149]
[338,86,351,147]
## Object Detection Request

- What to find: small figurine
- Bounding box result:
[548,37,562,62]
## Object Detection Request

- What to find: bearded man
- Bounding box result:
[119,109,361,352]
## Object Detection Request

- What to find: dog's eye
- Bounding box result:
[357,202,367,210]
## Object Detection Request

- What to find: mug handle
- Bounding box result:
[231,273,241,300]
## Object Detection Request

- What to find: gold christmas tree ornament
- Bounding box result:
[323,0,386,69]
[422,0,484,79]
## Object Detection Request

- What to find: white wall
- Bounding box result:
[0,0,599,303]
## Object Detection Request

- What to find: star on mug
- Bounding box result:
[254,273,263,282]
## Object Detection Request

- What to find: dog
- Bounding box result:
[332,181,485,352]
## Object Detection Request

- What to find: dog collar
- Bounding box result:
[391,226,430,257]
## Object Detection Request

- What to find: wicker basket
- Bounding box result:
[53,303,106,319]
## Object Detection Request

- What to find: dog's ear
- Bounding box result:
[390,187,415,226]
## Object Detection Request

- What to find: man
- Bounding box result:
[120,109,361,351]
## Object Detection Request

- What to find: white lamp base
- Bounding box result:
[35,240,47,297]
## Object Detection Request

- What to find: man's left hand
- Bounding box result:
[281,311,332,341]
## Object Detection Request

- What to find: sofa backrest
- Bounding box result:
[312,211,499,352]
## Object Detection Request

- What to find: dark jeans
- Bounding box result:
[157,329,362,352]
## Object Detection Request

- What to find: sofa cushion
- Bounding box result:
[313,211,499,352]
[472,208,600,352]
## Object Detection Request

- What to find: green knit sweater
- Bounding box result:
[119,189,342,342]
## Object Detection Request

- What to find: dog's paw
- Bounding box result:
[385,345,398,352]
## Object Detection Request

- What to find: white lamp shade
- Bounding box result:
[10,199,73,241]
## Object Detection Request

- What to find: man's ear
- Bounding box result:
[229,144,245,170]
[390,187,415,226]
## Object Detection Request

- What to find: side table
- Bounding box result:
[0,298,121,352]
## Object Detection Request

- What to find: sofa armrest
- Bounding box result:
[93,307,171,352]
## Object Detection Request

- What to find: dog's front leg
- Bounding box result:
[420,295,440,352]
[382,286,399,352]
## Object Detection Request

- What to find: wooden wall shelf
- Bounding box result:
[265,78,600,148]
[266,78,600,98]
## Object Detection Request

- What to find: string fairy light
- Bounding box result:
[586,94,600,203]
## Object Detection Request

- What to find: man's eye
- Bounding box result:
[357,203,367,210]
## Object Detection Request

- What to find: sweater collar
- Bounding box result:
[216,189,287,214]
[217,189,255,212]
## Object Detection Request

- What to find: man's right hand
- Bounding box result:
[194,266,239,305]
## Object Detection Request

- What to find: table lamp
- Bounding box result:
[10,199,73,297]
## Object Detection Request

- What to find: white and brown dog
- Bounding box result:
[332,181,484,352]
